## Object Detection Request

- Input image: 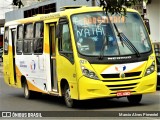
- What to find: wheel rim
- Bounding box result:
[24,84,29,97]
[65,88,73,107]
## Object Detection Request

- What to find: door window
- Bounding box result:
[4,27,9,55]
[16,25,23,54]
[58,18,74,63]
[61,24,72,52]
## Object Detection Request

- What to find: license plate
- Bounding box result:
[116,91,131,96]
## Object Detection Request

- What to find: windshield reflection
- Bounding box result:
[71,12,151,56]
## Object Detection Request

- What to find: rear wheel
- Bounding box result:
[127,94,142,105]
[64,84,77,108]
[24,80,35,99]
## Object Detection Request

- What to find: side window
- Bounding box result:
[58,18,74,63]
[4,27,9,54]
[16,25,23,54]
[23,23,33,54]
[61,24,72,52]
[33,22,44,54]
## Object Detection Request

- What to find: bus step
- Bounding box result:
[52,89,58,92]
[49,90,59,96]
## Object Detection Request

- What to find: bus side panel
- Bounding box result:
[57,54,79,99]
[15,54,47,93]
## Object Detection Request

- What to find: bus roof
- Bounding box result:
[5,6,139,26]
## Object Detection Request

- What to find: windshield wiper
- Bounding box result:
[99,34,109,60]
[99,11,118,60]
[113,23,140,57]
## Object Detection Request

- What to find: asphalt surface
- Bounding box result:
[0,61,160,120]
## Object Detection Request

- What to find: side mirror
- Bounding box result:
[144,19,151,35]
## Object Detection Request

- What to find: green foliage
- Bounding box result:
[12,0,24,8]
[99,0,140,15]
[74,0,140,16]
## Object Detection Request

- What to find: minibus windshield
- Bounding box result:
[71,12,152,56]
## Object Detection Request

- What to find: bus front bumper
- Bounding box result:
[77,72,157,100]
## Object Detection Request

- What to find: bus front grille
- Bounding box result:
[101,71,141,78]
[106,83,138,91]
[102,77,141,82]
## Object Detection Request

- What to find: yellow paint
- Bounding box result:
[44,43,50,54]
[3,6,157,101]
[100,65,113,73]
[129,62,146,73]
[27,80,46,93]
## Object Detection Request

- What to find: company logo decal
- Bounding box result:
[115,65,126,72]
[20,61,27,68]
[101,61,145,75]
[30,60,36,71]
[115,65,126,78]
[107,56,132,60]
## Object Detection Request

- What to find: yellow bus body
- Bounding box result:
[3,6,157,107]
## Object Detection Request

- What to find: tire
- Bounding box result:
[24,80,35,99]
[64,84,77,108]
[127,94,142,105]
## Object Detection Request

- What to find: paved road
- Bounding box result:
[0,63,160,119]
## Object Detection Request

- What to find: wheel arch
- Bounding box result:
[21,75,26,87]
[60,78,69,96]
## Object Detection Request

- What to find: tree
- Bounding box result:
[74,0,141,16]
[12,0,24,8]
[99,0,139,15]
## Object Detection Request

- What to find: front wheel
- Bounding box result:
[127,94,142,105]
[64,84,77,108]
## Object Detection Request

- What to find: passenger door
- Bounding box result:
[56,17,77,96]
[10,28,17,84]
[44,22,58,92]
[3,27,17,85]
[49,23,58,91]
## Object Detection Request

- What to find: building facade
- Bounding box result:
[147,0,160,55]
[5,0,92,22]
[147,0,160,43]
[4,1,159,42]
[0,0,13,34]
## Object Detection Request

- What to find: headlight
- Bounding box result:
[145,61,155,76]
[81,66,99,80]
